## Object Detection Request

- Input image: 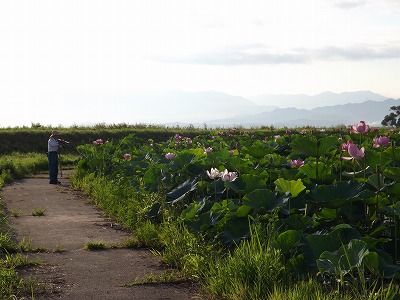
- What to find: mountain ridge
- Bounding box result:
[205,97,399,128]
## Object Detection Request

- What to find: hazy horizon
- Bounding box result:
[1,1,400,127]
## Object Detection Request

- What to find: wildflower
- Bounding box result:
[93,139,103,145]
[229,149,234,155]
[342,143,365,161]
[204,147,213,154]
[220,169,238,182]
[274,135,281,142]
[165,152,175,160]
[351,121,370,134]
[123,153,131,160]
[290,159,305,168]
[207,168,220,179]
[174,134,182,140]
[373,136,390,148]
[186,137,192,144]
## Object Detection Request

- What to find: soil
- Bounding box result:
[1,170,206,300]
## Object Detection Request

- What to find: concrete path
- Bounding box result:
[1,171,204,300]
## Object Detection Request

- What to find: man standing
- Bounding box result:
[48,130,61,184]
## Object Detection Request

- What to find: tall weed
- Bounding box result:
[202,227,288,300]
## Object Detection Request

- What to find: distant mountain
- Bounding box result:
[249,91,388,109]
[57,90,277,125]
[47,89,393,128]
[207,98,399,128]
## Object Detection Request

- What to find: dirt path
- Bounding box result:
[1,171,204,300]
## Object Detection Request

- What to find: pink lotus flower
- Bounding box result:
[207,167,220,179]
[220,169,238,182]
[289,159,305,168]
[373,136,390,148]
[204,147,213,154]
[342,143,365,161]
[341,140,353,152]
[93,139,103,145]
[352,121,370,134]
[229,149,234,155]
[123,153,131,160]
[165,152,175,160]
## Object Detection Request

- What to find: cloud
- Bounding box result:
[333,0,367,9]
[155,45,310,65]
[318,44,400,60]
[154,42,400,66]
[332,0,400,11]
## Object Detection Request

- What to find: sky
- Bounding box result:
[1,0,400,127]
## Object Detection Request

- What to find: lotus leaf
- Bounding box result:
[146,202,161,219]
[274,178,305,197]
[272,229,304,255]
[166,177,199,204]
[364,251,400,279]
[278,214,312,231]
[317,239,369,276]
[217,217,250,244]
[305,224,362,263]
[224,174,267,194]
[308,181,365,208]
[242,189,289,213]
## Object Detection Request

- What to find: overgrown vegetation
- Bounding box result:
[68,124,400,299]
[2,125,400,299]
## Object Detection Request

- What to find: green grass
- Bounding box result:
[127,270,186,286]
[31,208,46,216]
[202,228,288,300]
[83,241,107,251]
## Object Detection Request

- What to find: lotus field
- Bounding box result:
[73,122,400,298]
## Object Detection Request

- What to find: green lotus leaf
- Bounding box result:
[241,141,274,158]
[316,239,369,276]
[143,164,162,192]
[146,202,161,219]
[299,162,330,180]
[383,167,400,181]
[225,174,267,194]
[364,252,400,279]
[291,136,337,158]
[364,148,392,169]
[235,205,252,217]
[218,217,250,245]
[272,230,304,255]
[308,181,365,207]
[278,214,312,231]
[166,177,199,204]
[185,212,214,232]
[291,137,318,157]
[242,189,289,213]
[367,173,386,191]
[305,224,362,263]
[180,202,201,220]
[275,178,306,197]
[387,183,400,196]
